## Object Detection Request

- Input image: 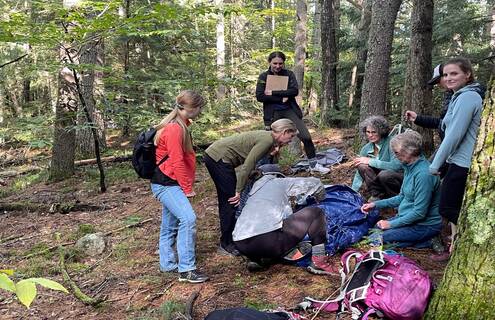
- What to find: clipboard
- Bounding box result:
[266,75,288,91]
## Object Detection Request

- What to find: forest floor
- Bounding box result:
[0,124,449,320]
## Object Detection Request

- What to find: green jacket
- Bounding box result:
[351,135,402,191]
[205,130,275,193]
[374,156,441,228]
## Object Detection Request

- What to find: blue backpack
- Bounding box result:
[132,128,168,179]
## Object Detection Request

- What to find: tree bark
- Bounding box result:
[359,0,402,122]
[294,0,307,94]
[307,0,321,115]
[320,0,340,126]
[402,0,434,155]
[215,0,227,104]
[348,0,371,114]
[425,80,495,319]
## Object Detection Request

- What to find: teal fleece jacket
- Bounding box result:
[351,135,402,191]
[430,83,483,173]
[374,156,441,229]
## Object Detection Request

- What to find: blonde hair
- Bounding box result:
[154,90,205,152]
[270,118,297,134]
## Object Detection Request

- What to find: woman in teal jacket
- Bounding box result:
[351,116,403,200]
[361,131,442,248]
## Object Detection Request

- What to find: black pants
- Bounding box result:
[234,207,326,261]
[273,108,316,159]
[357,165,403,199]
[203,154,237,248]
[439,163,469,225]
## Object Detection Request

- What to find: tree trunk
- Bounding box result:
[320,0,340,126]
[307,0,321,115]
[294,0,307,94]
[215,0,227,104]
[491,4,495,74]
[402,0,434,155]
[76,37,106,158]
[359,0,402,122]
[348,0,371,115]
[119,0,131,138]
[425,80,495,319]
[271,0,276,48]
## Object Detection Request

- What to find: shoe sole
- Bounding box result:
[306,266,337,276]
[178,277,209,283]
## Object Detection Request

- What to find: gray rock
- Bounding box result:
[75,232,106,256]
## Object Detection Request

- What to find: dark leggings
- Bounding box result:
[439,163,469,224]
[273,108,316,159]
[234,207,326,261]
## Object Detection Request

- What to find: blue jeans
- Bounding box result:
[151,184,197,272]
[382,223,442,248]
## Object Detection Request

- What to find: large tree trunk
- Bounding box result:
[402,0,434,155]
[425,80,495,319]
[307,0,321,115]
[320,0,340,126]
[359,0,402,122]
[215,0,227,105]
[348,0,371,116]
[76,37,106,158]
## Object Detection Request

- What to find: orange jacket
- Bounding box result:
[155,122,196,194]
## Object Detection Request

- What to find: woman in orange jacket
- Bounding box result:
[151,90,208,284]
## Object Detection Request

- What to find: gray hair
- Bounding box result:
[359,116,390,139]
[390,130,423,157]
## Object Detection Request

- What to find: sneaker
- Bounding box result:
[217,244,241,257]
[310,163,330,174]
[178,270,209,283]
[307,256,340,275]
[159,267,178,273]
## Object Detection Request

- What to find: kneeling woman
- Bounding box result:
[361,131,442,248]
[232,174,338,275]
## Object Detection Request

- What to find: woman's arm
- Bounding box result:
[235,140,273,193]
[163,124,194,194]
[255,72,284,103]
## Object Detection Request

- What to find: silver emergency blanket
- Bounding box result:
[232,175,325,241]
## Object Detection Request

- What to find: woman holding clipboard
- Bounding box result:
[255,51,329,174]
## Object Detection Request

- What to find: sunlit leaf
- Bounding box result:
[28,278,68,293]
[15,280,37,308]
[0,273,16,292]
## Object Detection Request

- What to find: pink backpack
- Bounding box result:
[301,250,432,320]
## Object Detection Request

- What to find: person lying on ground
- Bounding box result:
[360,130,442,249]
[232,174,339,275]
[203,118,298,257]
[351,115,403,201]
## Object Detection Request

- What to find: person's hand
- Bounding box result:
[228,192,241,206]
[404,110,417,123]
[361,202,376,214]
[282,97,288,103]
[264,89,273,96]
[185,191,196,198]
[376,220,391,230]
[352,157,371,167]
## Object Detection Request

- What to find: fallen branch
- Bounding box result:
[0,165,42,178]
[185,291,200,320]
[57,234,104,306]
[0,202,102,214]
[103,218,153,236]
[74,155,132,167]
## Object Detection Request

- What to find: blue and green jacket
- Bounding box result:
[374,156,441,228]
[351,135,402,191]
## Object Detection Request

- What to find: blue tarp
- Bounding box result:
[296,185,379,265]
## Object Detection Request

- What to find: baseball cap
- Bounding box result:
[428,64,443,86]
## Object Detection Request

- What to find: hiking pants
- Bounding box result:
[234,207,327,261]
[151,184,197,273]
[439,163,469,225]
[357,165,403,199]
[203,154,237,249]
[382,223,442,248]
[273,108,316,159]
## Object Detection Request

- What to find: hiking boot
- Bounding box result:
[246,260,266,272]
[429,251,450,262]
[310,163,331,175]
[307,256,339,275]
[178,270,209,283]
[218,244,241,257]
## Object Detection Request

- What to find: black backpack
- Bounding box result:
[132,128,168,179]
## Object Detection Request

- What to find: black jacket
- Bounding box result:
[255,68,303,126]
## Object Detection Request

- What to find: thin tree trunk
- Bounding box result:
[425,80,495,320]
[320,0,339,126]
[216,0,226,101]
[402,0,434,155]
[307,0,321,115]
[359,0,402,122]
[271,0,276,48]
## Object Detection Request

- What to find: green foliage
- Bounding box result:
[0,270,68,308]
[244,297,277,311]
[158,300,186,319]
